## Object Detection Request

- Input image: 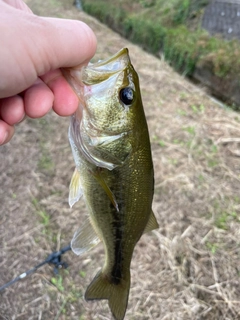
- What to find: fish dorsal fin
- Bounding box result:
[143,210,159,234]
[93,170,119,212]
[69,168,83,208]
[71,218,100,255]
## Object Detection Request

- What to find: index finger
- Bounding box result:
[41,69,79,116]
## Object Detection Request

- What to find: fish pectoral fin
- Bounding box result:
[85,270,130,320]
[71,218,100,255]
[69,168,83,208]
[143,210,159,234]
[92,170,119,212]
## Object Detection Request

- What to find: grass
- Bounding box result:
[190,104,205,113]
[81,0,205,73]
[82,0,240,110]
[51,275,65,292]
[206,241,218,254]
[38,151,54,172]
[49,272,86,320]
[32,197,50,227]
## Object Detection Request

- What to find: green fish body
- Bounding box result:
[63,48,158,320]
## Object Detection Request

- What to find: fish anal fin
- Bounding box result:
[92,170,119,212]
[143,210,159,234]
[71,218,100,255]
[69,168,83,208]
[85,271,130,320]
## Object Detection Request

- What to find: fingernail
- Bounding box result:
[1,132,8,145]
[17,114,26,124]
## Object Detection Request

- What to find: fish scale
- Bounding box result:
[62,48,158,320]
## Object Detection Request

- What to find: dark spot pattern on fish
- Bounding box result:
[109,187,123,285]
[111,219,123,284]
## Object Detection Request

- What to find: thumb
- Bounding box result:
[0,1,97,97]
[33,16,97,73]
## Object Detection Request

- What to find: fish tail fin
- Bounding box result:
[85,271,130,320]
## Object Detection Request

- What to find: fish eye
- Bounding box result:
[119,87,134,106]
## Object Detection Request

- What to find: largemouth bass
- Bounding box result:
[63,48,158,320]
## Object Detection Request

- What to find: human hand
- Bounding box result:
[0,0,97,145]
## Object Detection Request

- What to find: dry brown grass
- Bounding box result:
[0,1,240,319]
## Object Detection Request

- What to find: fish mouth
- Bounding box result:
[91,48,130,69]
[61,48,131,97]
[81,48,131,85]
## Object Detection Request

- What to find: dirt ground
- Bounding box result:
[1,1,240,319]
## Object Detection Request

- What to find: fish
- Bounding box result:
[62,48,158,320]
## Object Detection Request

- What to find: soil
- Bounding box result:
[1,0,240,319]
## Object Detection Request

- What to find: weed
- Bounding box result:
[37,141,54,173]
[32,198,50,226]
[169,158,178,165]
[198,174,205,183]
[234,196,240,203]
[152,135,166,147]
[211,145,218,154]
[191,105,198,113]
[173,0,190,25]
[179,91,188,100]
[173,139,182,144]
[207,159,218,168]
[183,126,196,135]
[190,104,205,113]
[163,26,200,75]
[177,109,187,116]
[38,153,54,171]
[124,15,166,54]
[53,296,68,320]
[82,0,240,110]
[140,0,155,8]
[39,118,48,127]
[37,209,50,226]
[215,212,229,230]
[206,143,218,167]
[79,270,86,278]
[158,140,166,147]
[206,241,218,254]
[82,1,125,32]
[200,38,240,78]
[51,275,64,292]
[214,206,240,230]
